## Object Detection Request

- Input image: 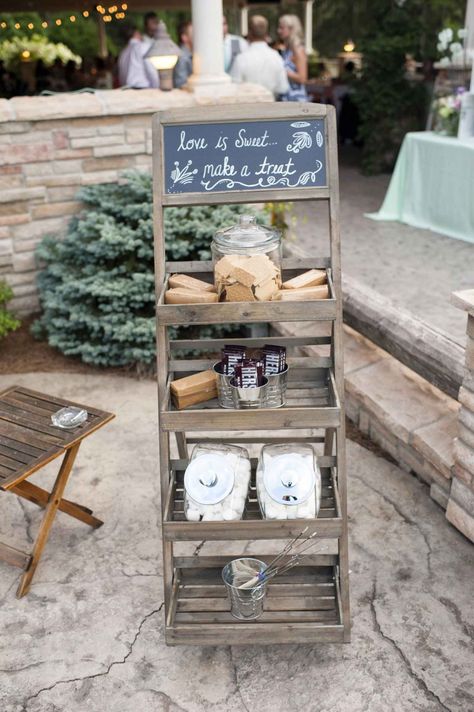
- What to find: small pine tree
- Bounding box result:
[0,281,20,339]
[33,172,252,369]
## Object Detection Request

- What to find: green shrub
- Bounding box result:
[33,172,254,369]
[0,281,20,339]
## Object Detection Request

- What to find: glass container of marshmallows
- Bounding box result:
[256,443,321,520]
[184,443,251,522]
[212,214,282,302]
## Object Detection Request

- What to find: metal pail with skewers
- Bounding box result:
[222,558,267,620]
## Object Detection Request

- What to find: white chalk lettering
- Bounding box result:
[255,156,296,177]
[235,128,270,149]
[202,156,237,178]
[215,135,228,152]
[178,130,208,151]
[240,165,251,177]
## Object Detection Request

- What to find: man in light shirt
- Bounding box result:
[141,11,160,49]
[230,15,289,98]
[118,26,159,89]
[223,15,248,73]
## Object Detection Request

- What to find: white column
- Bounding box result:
[466,0,474,52]
[240,4,249,37]
[466,0,474,91]
[304,0,315,55]
[188,0,230,90]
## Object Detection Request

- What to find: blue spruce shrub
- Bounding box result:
[33,172,251,369]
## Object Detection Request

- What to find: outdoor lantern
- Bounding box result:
[343,39,355,53]
[145,21,181,91]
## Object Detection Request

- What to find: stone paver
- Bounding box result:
[411,415,457,480]
[346,357,456,445]
[294,159,474,346]
[0,372,472,712]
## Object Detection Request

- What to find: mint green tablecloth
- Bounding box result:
[367,131,474,244]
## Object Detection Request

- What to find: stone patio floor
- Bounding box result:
[294,155,474,346]
[0,372,472,712]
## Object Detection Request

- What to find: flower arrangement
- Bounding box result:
[432,87,465,136]
[437,27,470,68]
[0,34,80,69]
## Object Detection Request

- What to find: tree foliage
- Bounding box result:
[0,281,20,339]
[353,2,433,174]
[33,172,252,369]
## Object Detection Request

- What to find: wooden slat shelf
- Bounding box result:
[166,560,343,645]
[153,103,351,646]
[162,368,340,432]
[156,266,337,326]
[163,459,342,541]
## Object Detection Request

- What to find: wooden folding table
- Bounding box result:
[0,385,114,597]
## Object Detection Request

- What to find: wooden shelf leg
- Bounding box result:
[16,443,81,598]
[324,428,335,456]
[175,432,188,459]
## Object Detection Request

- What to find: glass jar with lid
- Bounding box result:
[212,214,282,302]
[256,443,321,520]
[184,443,251,522]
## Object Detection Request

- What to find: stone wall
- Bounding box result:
[0,85,272,315]
[448,290,474,542]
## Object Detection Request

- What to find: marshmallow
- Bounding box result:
[186,508,201,522]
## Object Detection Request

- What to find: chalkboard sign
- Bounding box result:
[163,118,327,195]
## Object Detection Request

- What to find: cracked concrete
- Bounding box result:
[0,372,472,712]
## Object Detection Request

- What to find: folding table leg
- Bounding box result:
[12,480,103,529]
[16,443,81,598]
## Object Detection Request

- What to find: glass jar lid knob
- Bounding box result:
[281,469,298,488]
[199,471,218,488]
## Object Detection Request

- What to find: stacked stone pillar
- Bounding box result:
[447,289,474,542]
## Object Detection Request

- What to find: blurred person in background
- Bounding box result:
[277,14,308,102]
[223,14,247,73]
[231,15,289,99]
[142,11,160,49]
[173,20,193,88]
[118,25,159,88]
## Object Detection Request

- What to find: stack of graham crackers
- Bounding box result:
[214,254,281,302]
[165,274,218,304]
[170,370,217,409]
[277,269,328,300]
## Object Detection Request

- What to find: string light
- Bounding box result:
[0,9,128,32]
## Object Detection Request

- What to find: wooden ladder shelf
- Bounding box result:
[153,103,350,645]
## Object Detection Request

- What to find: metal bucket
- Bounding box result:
[230,377,268,409]
[265,364,289,408]
[213,362,234,409]
[222,558,267,620]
